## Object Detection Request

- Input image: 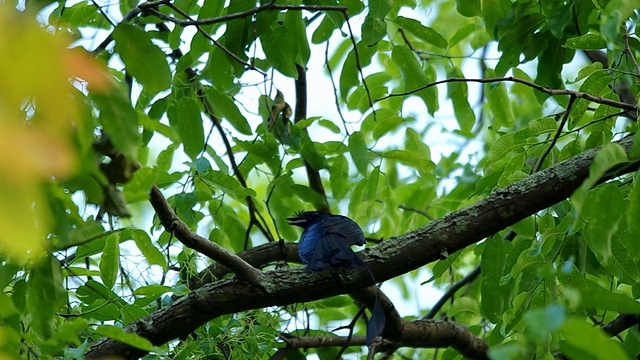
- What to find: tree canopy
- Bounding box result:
[3,0,640,358]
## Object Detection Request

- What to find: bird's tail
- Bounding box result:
[351,252,386,345]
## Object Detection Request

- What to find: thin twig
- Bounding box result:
[181,3,347,26]
[532,95,577,173]
[324,40,349,132]
[343,13,377,121]
[376,77,637,112]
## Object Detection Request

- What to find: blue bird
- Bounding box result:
[288,211,386,344]
[287,211,366,272]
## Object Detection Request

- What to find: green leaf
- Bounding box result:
[581,279,640,313]
[27,256,64,339]
[600,0,640,43]
[564,34,607,50]
[481,235,507,323]
[112,23,171,93]
[569,70,613,127]
[561,318,631,360]
[206,48,234,91]
[77,279,126,306]
[286,10,310,65]
[523,305,565,343]
[329,155,349,200]
[93,90,140,160]
[456,0,481,17]
[259,15,298,78]
[447,67,475,132]
[392,16,448,49]
[391,45,438,115]
[383,149,435,173]
[202,170,256,201]
[100,232,120,290]
[369,0,391,18]
[339,43,376,100]
[57,220,105,250]
[300,135,327,170]
[482,0,509,38]
[372,109,405,140]
[626,172,640,257]
[222,0,252,75]
[206,87,252,135]
[362,16,387,46]
[571,143,628,212]
[312,15,338,44]
[404,128,431,161]
[584,184,623,265]
[609,235,640,284]
[488,133,522,161]
[168,97,204,160]
[486,80,515,128]
[95,325,157,352]
[130,229,167,270]
[349,132,369,175]
[123,167,157,203]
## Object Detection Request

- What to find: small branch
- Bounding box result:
[398,204,433,220]
[93,0,169,52]
[343,13,376,120]
[149,185,267,289]
[187,241,299,291]
[181,67,274,244]
[294,64,330,212]
[160,3,264,75]
[532,95,577,173]
[422,266,481,320]
[422,230,515,321]
[376,77,637,112]
[350,286,403,337]
[181,3,347,26]
[324,40,349,132]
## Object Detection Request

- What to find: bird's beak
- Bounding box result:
[287,216,305,225]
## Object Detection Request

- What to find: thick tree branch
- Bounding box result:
[602,314,640,337]
[188,241,299,290]
[87,137,640,359]
[277,319,488,360]
[379,320,489,360]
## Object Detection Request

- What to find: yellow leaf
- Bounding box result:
[0,4,108,262]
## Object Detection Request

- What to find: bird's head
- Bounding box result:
[287,210,328,228]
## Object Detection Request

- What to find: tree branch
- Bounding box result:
[376,76,638,112]
[602,314,640,337]
[149,185,267,288]
[294,64,330,212]
[87,137,640,359]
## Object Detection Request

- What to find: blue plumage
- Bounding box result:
[288,211,385,344]
[288,211,365,272]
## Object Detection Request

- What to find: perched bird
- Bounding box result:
[287,211,366,272]
[288,211,386,344]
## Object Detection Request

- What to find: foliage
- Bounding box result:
[2,0,640,358]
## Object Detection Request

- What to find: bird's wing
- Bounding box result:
[322,215,365,246]
[305,233,365,273]
[298,222,323,265]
